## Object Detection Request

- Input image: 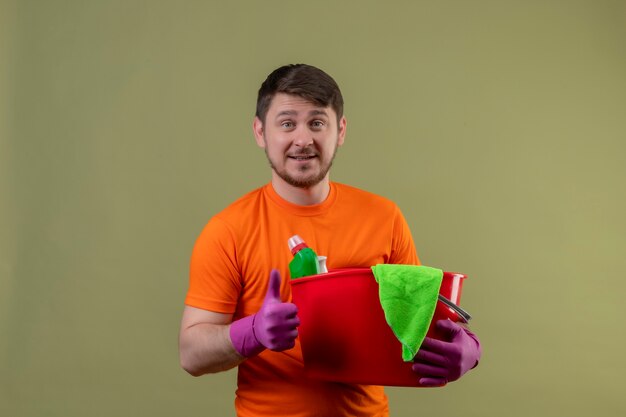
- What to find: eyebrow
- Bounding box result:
[275,109,329,119]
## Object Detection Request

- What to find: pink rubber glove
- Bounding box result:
[412,319,482,386]
[229,269,300,357]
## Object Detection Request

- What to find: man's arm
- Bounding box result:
[179,269,300,377]
[179,306,244,376]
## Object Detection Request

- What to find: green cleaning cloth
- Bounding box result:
[371,264,443,361]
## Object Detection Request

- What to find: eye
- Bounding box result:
[310,120,325,129]
[281,121,294,129]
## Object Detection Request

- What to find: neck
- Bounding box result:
[271,174,331,206]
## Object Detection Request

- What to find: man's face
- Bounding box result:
[253,93,346,189]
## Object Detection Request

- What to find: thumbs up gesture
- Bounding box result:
[253,269,300,351]
[230,269,300,357]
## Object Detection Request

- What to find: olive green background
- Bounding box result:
[2,0,625,416]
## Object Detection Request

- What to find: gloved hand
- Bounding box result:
[412,319,482,386]
[229,269,300,357]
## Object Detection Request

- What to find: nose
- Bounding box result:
[292,126,314,147]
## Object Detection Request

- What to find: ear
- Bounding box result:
[253,116,266,148]
[337,116,347,146]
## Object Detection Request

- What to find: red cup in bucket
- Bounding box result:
[290,267,467,387]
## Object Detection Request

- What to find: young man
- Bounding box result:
[179,64,481,416]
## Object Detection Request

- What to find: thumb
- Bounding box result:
[263,269,283,304]
[436,319,463,341]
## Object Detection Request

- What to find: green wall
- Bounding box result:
[2,1,625,416]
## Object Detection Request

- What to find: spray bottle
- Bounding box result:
[288,235,320,279]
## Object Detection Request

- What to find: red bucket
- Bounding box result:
[290,267,467,387]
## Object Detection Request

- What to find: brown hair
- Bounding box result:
[256,64,344,123]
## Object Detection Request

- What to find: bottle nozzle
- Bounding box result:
[288,235,308,255]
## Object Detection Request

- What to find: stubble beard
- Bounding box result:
[265,143,339,189]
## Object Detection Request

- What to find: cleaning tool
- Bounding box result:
[288,235,320,279]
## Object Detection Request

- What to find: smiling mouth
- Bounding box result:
[288,155,317,161]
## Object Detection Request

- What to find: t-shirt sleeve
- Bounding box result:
[185,216,242,313]
[389,205,421,266]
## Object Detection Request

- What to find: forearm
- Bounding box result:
[179,322,244,376]
[179,270,298,376]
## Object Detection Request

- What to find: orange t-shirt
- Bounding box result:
[186,182,420,417]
